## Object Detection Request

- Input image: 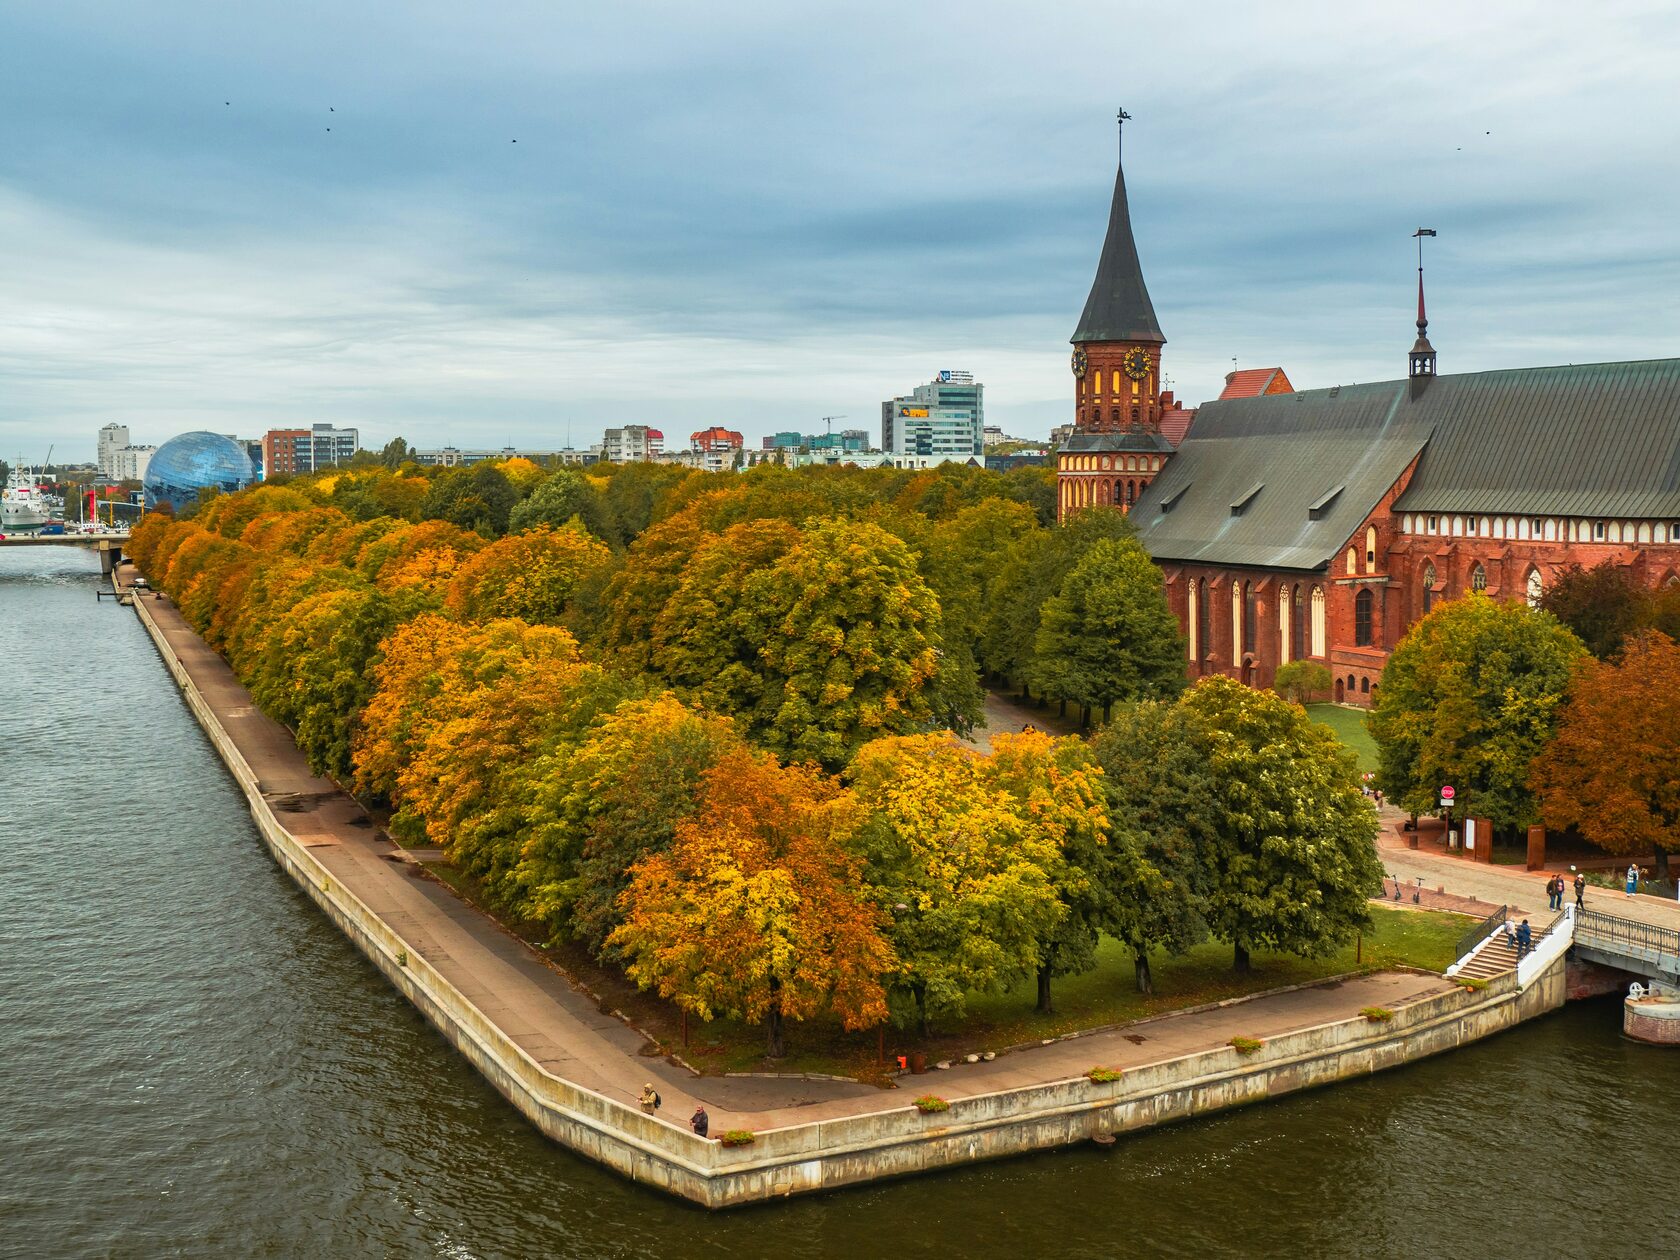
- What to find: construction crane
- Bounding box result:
[820,415,846,437]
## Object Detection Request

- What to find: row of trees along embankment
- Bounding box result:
[128,457,1382,1058]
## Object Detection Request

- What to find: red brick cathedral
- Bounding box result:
[1059,126,1680,706]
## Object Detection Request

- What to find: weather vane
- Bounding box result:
[1117,107,1132,156]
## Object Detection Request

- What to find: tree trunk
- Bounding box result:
[1133,948,1154,995]
[1036,964,1053,1014]
[1101,701,1111,726]
[1080,705,1090,729]
[766,994,785,1060]
[1654,844,1671,883]
[1057,699,1067,718]
[1233,941,1251,974]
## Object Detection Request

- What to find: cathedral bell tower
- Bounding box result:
[1058,110,1177,522]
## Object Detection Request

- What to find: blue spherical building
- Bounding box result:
[143,431,256,512]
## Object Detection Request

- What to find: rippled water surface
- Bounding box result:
[4,550,1678,1259]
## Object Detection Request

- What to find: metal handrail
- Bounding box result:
[1577,909,1680,959]
[1456,904,1508,961]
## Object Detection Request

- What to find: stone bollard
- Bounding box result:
[1526,824,1546,872]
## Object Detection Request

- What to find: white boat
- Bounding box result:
[2,462,51,530]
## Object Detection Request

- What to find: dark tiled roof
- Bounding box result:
[1131,382,1431,571]
[1070,156,1164,345]
[1392,358,1680,519]
[1132,356,1680,571]
[1063,430,1177,454]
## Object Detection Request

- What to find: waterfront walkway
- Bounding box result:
[131,571,1458,1138]
[1376,813,1680,934]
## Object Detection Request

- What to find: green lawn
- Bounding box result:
[1305,702,1380,773]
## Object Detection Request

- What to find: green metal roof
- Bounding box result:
[1392,358,1680,519]
[1131,356,1680,571]
[1131,381,1428,570]
[1063,430,1176,454]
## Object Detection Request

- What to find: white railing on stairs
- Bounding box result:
[1516,905,1575,991]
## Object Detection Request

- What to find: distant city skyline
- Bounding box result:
[4,3,1679,461]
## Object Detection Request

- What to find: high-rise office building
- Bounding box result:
[881,371,984,458]
[97,423,130,478]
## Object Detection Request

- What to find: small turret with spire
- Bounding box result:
[1410,228,1438,386]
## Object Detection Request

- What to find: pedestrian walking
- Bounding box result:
[639,1083,661,1113]
[1553,875,1564,910]
[690,1105,709,1138]
[1627,864,1640,897]
[1516,919,1532,958]
[1573,873,1585,910]
[1502,919,1518,950]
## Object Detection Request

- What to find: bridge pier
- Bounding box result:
[99,545,116,576]
[1625,984,1680,1045]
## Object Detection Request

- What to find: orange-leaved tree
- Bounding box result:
[443,524,611,625]
[353,614,582,805]
[610,748,894,1058]
[1533,630,1680,880]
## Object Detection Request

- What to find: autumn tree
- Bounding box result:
[981,506,1139,696]
[1273,660,1333,705]
[1088,701,1216,993]
[982,730,1110,1013]
[1539,561,1653,658]
[849,734,1063,1033]
[443,525,611,625]
[1533,631,1680,880]
[1370,594,1587,831]
[1030,536,1185,724]
[648,519,802,715]
[751,519,954,768]
[513,695,744,956]
[422,463,517,536]
[509,468,608,538]
[1182,677,1383,973]
[610,749,893,1058]
[353,615,584,804]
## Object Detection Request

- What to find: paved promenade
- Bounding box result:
[131,571,1461,1139]
[1376,812,1680,931]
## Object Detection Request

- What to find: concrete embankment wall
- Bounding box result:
[131,593,1568,1209]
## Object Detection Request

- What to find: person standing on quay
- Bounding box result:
[1627,864,1641,898]
[690,1105,709,1138]
[1573,872,1586,911]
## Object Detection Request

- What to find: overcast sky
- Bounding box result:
[4,1,1678,462]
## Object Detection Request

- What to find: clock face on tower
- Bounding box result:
[1070,348,1088,379]
[1123,347,1151,381]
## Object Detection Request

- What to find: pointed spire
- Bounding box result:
[1071,113,1164,346]
[1410,228,1437,380]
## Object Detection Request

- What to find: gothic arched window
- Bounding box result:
[1526,568,1543,607]
[1354,589,1374,647]
[1310,586,1327,657]
[1422,562,1437,614]
[1471,563,1487,592]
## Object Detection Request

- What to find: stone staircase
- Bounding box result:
[1454,918,1556,982]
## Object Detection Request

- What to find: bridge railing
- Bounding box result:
[1576,909,1680,962]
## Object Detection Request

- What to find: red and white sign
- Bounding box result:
[1440,785,1455,802]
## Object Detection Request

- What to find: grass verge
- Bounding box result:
[1304,703,1379,773]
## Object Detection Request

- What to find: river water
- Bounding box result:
[4,549,1677,1259]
